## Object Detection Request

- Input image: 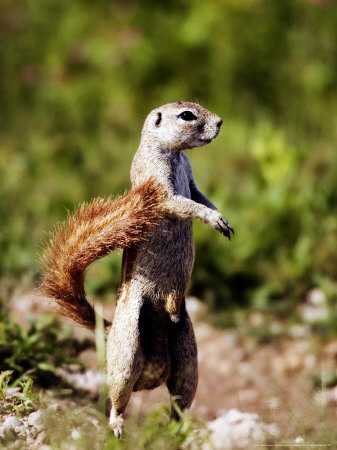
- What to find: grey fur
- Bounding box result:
[107,102,233,437]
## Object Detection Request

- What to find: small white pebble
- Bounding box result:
[205,409,279,450]
[71,428,81,440]
[27,410,44,432]
[1,416,19,435]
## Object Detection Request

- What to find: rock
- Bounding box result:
[186,296,207,319]
[3,387,22,396]
[27,410,44,433]
[204,409,279,450]
[26,435,35,446]
[56,367,105,396]
[307,288,326,306]
[30,431,48,449]
[299,288,328,324]
[300,304,328,323]
[0,416,19,437]
[14,420,28,439]
[71,428,81,440]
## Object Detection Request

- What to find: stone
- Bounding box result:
[204,409,279,450]
[27,410,44,433]
[0,416,19,438]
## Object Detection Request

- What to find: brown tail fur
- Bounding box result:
[39,180,165,331]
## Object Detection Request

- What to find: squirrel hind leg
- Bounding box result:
[167,302,198,418]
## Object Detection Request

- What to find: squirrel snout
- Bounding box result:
[217,119,223,128]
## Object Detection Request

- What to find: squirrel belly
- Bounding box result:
[39,179,165,330]
[120,216,195,322]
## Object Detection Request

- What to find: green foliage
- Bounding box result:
[191,117,337,320]
[0,370,13,399]
[2,0,337,318]
[0,371,36,416]
[312,369,337,390]
[0,308,85,385]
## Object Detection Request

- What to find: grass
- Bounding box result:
[0,371,36,417]
[0,301,93,387]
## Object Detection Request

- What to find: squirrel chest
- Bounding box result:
[122,152,195,303]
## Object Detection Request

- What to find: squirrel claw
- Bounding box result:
[215,217,234,240]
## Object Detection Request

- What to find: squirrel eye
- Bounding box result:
[178,111,197,121]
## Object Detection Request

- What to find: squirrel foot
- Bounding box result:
[109,412,124,439]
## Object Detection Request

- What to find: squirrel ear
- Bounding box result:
[155,112,162,127]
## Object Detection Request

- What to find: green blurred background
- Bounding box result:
[1,0,337,327]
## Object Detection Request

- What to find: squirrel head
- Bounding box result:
[141,101,223,151]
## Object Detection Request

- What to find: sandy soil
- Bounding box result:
[9,291,337,440]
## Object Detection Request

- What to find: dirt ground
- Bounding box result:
[9,291,337,441]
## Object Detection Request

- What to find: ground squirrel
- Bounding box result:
[40,101,233,438]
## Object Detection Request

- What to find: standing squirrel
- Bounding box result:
[40,101,233,438]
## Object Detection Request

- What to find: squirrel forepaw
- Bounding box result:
[211,211,234,240]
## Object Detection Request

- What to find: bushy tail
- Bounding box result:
[39,180,164,331]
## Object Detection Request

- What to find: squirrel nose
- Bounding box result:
[217,119,223,128]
